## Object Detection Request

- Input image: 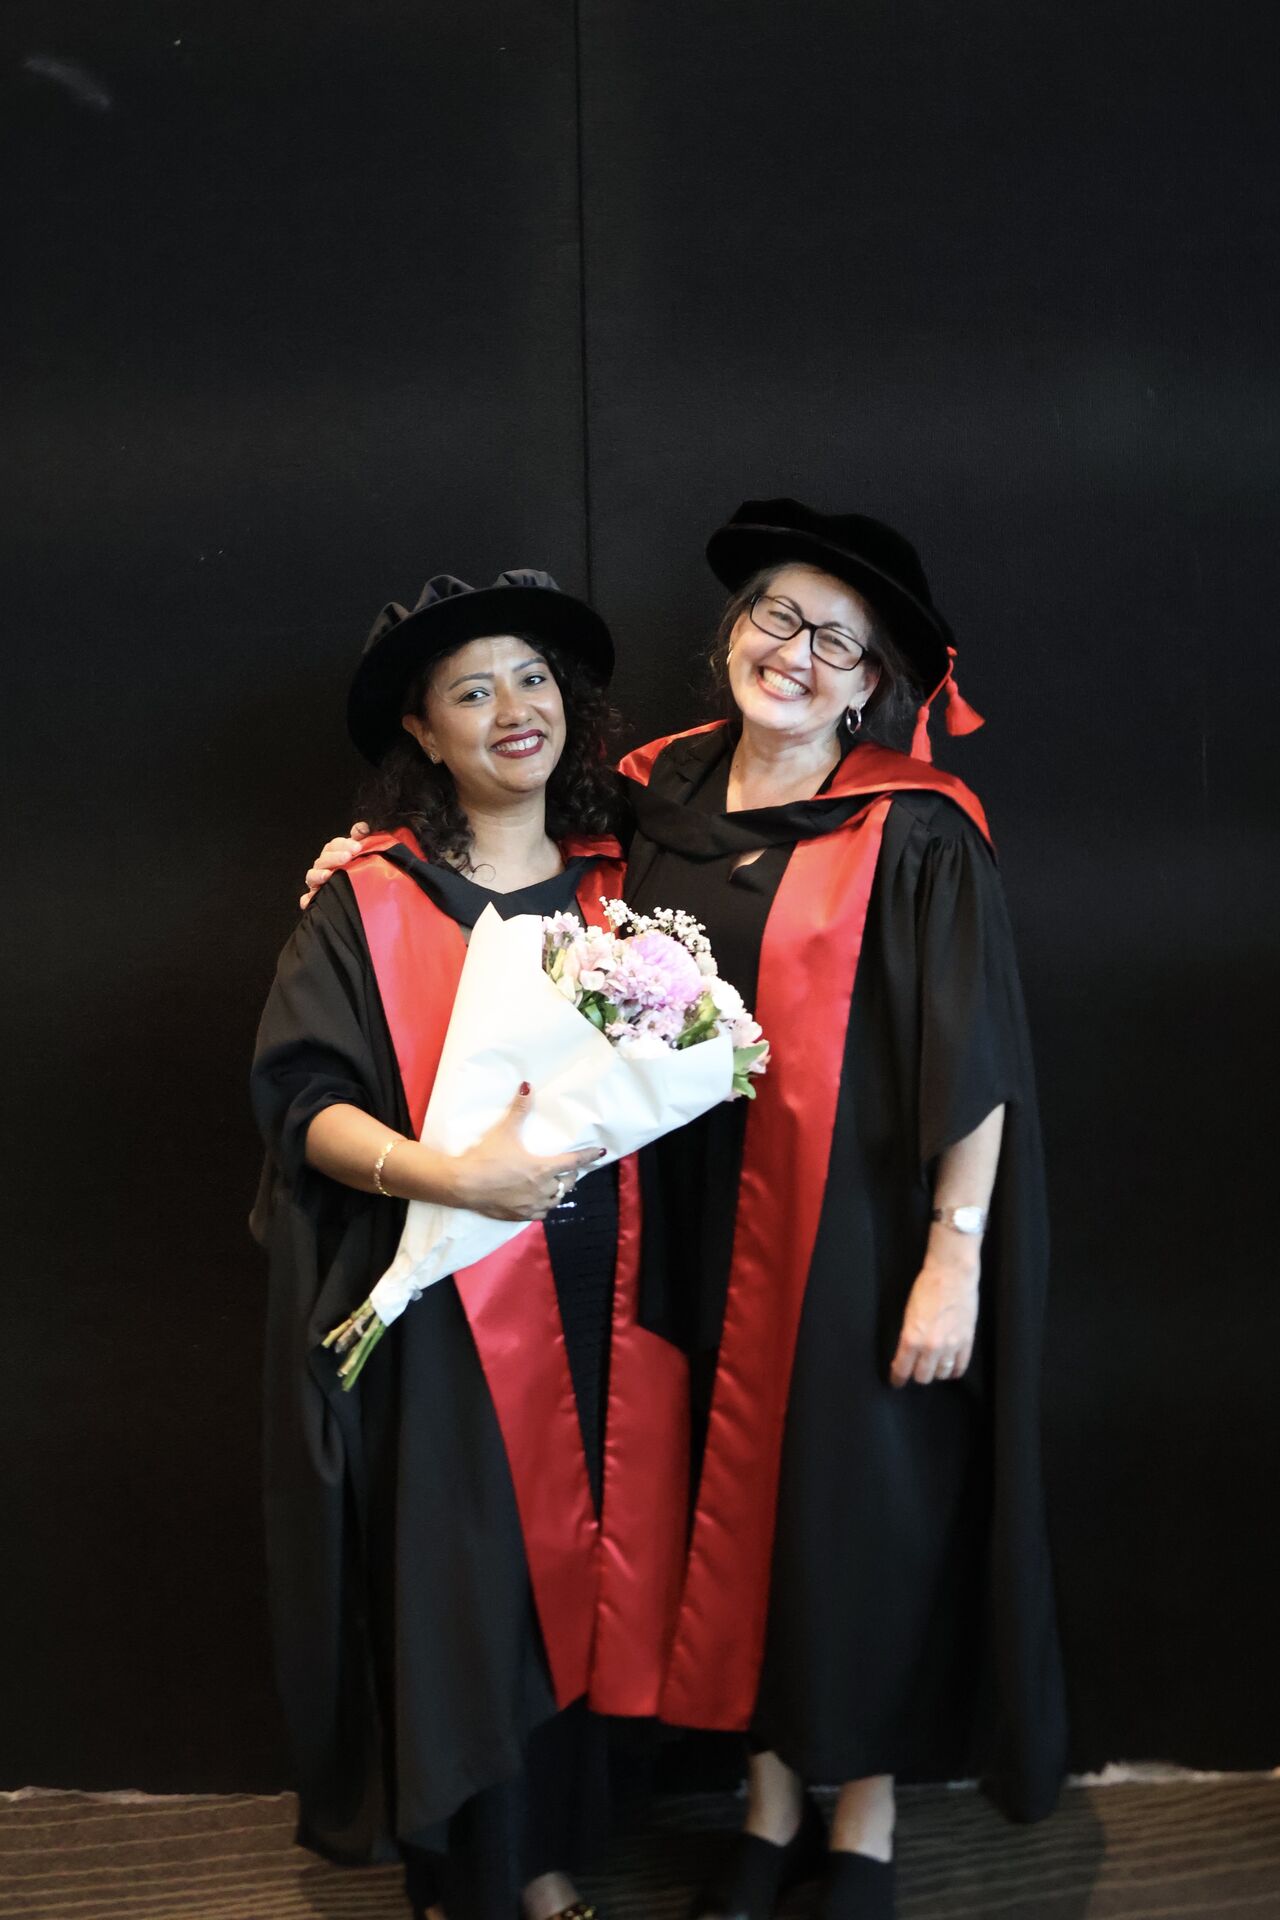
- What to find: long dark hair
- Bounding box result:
[356,639,621,871]
[707,565,921,751]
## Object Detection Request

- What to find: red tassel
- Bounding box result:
[910,702,934,761]
[914,647,984,751]
[944,675,984,736]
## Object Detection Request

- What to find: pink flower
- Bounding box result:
[571,927,615,993]
[609,931,704,1016]
[548,922,620,1001]
[639,1003,686,1043]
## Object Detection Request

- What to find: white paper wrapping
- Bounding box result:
[368,905,732,1325]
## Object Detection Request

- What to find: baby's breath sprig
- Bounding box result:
[600,898,712,958]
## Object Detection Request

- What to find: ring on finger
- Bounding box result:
[552,1175,568,1206]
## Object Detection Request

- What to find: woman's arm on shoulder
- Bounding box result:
[299,821,372,908]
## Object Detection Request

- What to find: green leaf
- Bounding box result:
[730,1044,768,1098]
[676,1019,715,1050]
[677,995,721,1049]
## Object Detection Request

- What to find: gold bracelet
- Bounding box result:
[373,1137,403,1198]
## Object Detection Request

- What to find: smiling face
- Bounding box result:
[401,633,568,813]
[726,563,881,746]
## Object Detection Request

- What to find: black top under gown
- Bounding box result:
[251,855,615,1898]
[626,729,1066,1817]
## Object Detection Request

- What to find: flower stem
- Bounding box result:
[322,1299,387,1390]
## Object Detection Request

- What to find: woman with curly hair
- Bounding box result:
[252,570,687,1920]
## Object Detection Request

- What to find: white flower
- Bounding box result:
[554,947,584,999]
[577,926,618,974]
[707,975,745,1020]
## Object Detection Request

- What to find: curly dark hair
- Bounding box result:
[356,638,622,871]
[707,565,922,752]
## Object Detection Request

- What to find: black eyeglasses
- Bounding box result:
[748,593,871,672]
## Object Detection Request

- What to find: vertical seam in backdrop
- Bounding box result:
[572,0,594,602]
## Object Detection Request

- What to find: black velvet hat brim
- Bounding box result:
[705,524,950,691]
[347,583,615,765]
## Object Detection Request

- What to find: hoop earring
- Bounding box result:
[848,705,864,734]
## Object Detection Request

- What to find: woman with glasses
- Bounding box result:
[301,502,1066,1920]
[618,499,1064,1920]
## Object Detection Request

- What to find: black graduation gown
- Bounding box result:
[625,727,1066,1820]
[250,858,614,1907]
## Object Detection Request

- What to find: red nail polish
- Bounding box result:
[519,1082,531,1097]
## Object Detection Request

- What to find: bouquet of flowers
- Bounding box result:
[545,900,768,1097]
[325,899,768,1387]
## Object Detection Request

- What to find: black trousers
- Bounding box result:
[402,1701,610,1920]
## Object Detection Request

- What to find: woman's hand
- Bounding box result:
[300,821,371,909]
[889,1238,980,1387]
[306,1089,603,1218]
[448,1085,606,1222]
[891,1105,1003,1386]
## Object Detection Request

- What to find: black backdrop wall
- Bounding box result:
[4,2,1277,1792]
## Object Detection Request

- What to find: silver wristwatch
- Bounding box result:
[931,1204,988,1236]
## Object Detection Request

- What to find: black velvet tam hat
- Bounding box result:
[348,568,615,765]
[705,496,954,693]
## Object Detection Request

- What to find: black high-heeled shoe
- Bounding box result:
[815,1849,894,1920]
[693,1791,827,1920]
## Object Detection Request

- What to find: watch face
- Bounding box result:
[951,1206,986,1234]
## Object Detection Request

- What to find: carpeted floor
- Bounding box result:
[1,1779,1277,1919]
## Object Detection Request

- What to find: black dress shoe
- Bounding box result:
[694,1791,827,1920]
[815,1849,894,1920]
